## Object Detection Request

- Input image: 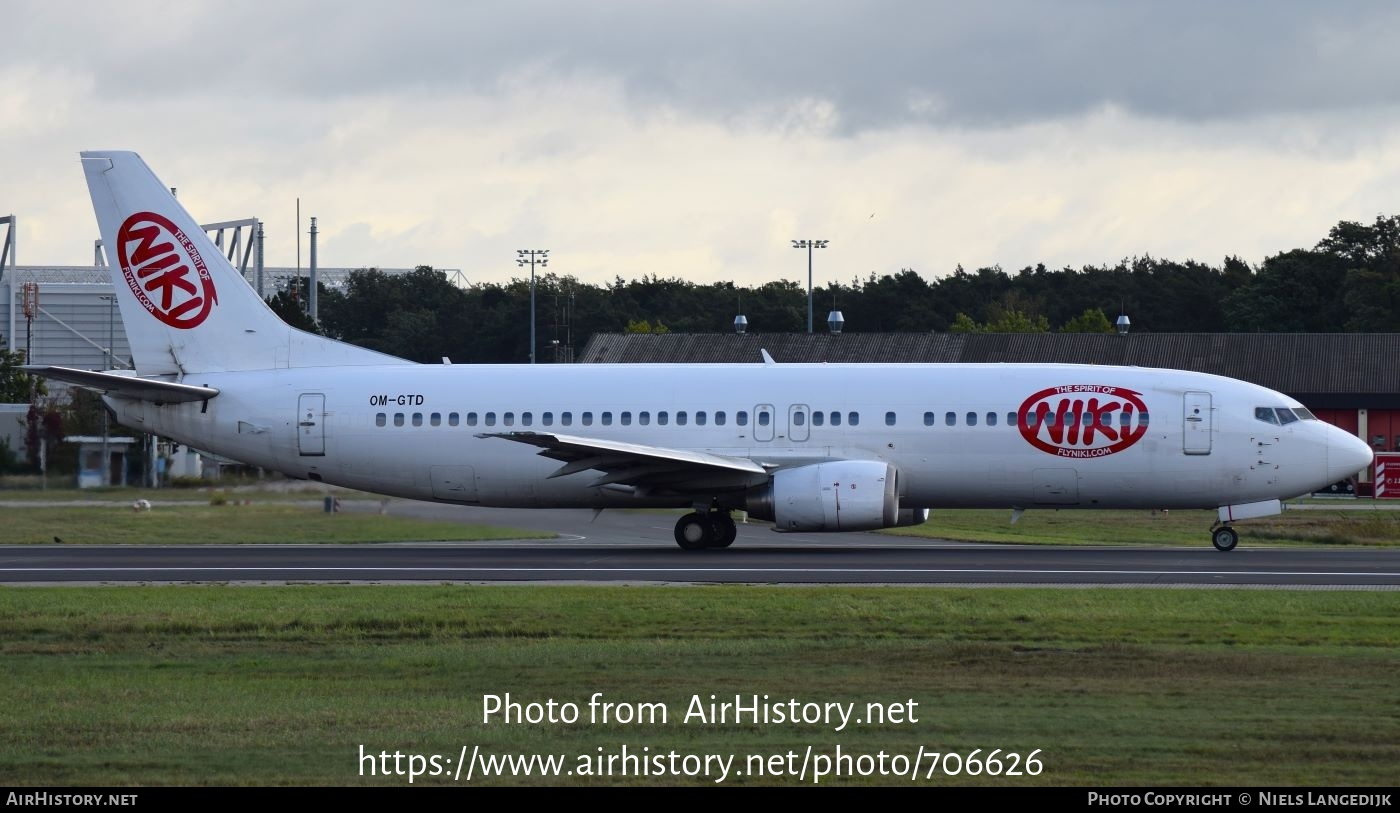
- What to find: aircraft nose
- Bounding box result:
[1328,428,1375,485]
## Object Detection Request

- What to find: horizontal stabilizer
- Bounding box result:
[27,366,219,403]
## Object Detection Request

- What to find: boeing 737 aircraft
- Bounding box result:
[34,151,1374,551]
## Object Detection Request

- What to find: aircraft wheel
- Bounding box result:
[709,513,738,548]
[1211,526,1239,552]
[674,512,713,550]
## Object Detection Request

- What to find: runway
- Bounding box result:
[4,503,1399,587]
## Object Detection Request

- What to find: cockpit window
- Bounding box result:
[1293,407,1318,421]
[1275,408,1299,425]
[1254,407,1279,425]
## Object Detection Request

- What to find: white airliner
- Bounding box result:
[34,151,1374,551]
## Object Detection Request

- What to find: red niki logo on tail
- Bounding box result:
[116,211,218,329]
[1017,385,1149,459]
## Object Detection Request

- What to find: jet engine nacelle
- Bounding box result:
[747,460,900,532]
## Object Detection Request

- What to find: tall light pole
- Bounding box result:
[791,239,828,333]
[99,294,115,487]
[516,249,549,364]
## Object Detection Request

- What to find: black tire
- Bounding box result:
[1212,526,1239,552]
[709,513,738,548]
[674,512,712,550]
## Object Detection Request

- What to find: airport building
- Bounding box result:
[579,331,1400,494]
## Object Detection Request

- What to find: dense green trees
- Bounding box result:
[267,214,1400,363]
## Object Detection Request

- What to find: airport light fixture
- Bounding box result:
[516,249,549,364]
[791,239,828,333]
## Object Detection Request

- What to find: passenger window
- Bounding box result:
[758,411,771,426]
[696,412,706,426]
[448,412,459,427]
[601,412,612,426]
[394,413,405,427]
[542,412,553,426]
[830,411,841,427]
[987,412,997,427]
[848,412,859,426]
[467,412,478,427]
[715,411,726,426]
[812,411,824,427]
[639,412,650,426]
[412,413,423,427]
[1139,412,1150,427]
[503,412,514,427]
[522,412,532,426]
[945,411,956,426]
[1275,408,1298,425]
[376,413,387,427]
[1007,412,1016,427]
[967,412,977,427]
[658,411,668,426]
[583,411,593,426]
[562,412,572,426]
[1065,412,1077,427]
[1027,412,1039,427]
[737,411,748,426]
[1098,413,1111,427]
[677,411,687,426]
[430,412,441,427]
[885,411,896,426]
[621,411,632,426]
[794,411,806,426]
[485,412,496,427]
[1118,412,1131,427]
[923,411,935,426]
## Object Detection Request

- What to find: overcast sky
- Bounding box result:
[6,1,1400,287]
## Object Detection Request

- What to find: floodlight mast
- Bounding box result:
[517,249,550,363]
[791,239,828,333]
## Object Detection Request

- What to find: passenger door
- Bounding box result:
[1184,391,1213,455]
[297,393,325,456]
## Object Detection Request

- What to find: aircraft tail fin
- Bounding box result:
[80,150,409,376]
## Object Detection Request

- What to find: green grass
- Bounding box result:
[881,506,1400,546]
[0,504,552,544]
[1,587,1396,786]
[0,484,368,503]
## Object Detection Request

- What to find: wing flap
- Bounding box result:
[478,431,767,493]
[27,366,219,403]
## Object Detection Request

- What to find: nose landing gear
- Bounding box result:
[1210,523,1239,552]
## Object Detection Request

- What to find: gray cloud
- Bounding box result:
[12,1,1400,130]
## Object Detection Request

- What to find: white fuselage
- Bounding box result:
[107,362,1363,511]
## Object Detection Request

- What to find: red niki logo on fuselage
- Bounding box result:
[116,211,218,329]
[1017,385,1149,459]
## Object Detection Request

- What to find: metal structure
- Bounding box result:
[0,215,14,285]
[308,216,319,322]
[516,249,549,364]
[791,238,828,333]
[2,215,14,355]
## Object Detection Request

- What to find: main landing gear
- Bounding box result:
[674,511,738,550]
[1210,523,1239,552]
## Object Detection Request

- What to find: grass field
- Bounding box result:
[1,586,1396,786]
[0,504,552,545]
[880,506,1400,546]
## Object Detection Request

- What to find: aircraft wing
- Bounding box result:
[478,431,769,493]
[27,366,219,404]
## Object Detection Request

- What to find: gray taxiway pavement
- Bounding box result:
[2,503,1399,587]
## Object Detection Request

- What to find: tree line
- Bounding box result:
[259,214,1400,363]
